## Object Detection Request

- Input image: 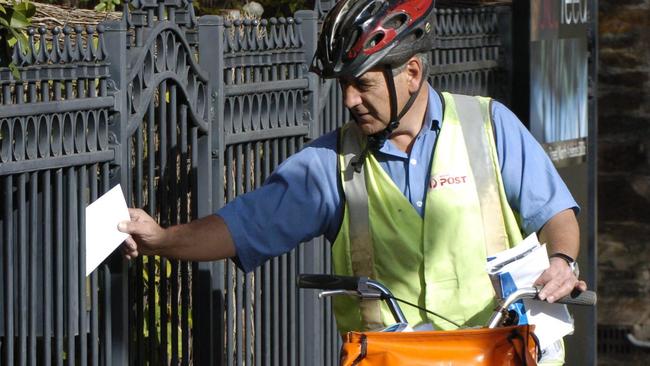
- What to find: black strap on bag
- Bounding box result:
[507,325,540,366]
[349,334,368,366]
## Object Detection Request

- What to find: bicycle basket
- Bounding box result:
[340,324,539,366]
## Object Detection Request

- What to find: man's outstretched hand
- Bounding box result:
[118,208,167,260]
[118,210,236,262]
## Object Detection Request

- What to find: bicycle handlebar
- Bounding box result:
[552,287,597,306]
[298,274,597,327]
[298,274,596,306]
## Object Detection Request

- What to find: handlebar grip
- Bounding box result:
[296,274,360,291]
[555,289,597,306]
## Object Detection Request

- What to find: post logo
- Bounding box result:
[429,174,469,190]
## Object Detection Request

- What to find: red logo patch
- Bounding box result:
[429,174,468,190]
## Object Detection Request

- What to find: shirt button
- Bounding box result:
[416,201,423,208]
[410,159,417,166]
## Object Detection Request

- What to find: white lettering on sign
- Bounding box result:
[561,0,588,25]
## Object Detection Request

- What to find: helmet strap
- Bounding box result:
[367,64,426,151]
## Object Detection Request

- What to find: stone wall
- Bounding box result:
[598,0,650,363]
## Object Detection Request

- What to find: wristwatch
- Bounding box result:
[549,252,580,278]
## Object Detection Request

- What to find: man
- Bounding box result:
[120,0,587,363]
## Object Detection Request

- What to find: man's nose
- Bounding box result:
[342,84,361,109]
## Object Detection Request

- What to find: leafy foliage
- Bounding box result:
[94,0,120,13]
[0,0,36,72]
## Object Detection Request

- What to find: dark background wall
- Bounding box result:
[598,0,650,364]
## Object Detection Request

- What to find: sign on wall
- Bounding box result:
[529,0,590,167]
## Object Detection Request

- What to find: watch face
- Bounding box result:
[571,262,580,278]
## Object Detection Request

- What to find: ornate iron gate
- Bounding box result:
[1,22,114,366]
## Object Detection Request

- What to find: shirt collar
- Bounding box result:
[377,84,443,156]
[424,84,443,132]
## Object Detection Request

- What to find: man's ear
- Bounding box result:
[405,56,424,93]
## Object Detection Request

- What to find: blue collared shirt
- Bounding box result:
[218,86,578,272]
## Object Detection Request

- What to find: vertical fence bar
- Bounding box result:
[66,167,77,366]
[234,142,242,366]
[242,146,251,366]
[288,137,297,366]
[101,135,112,366]
[29,172,37,366]
[243,140,253,365]
[145,97,157,363]
[102,265,111,366]
[225,147,234,366]
[258,137,270,365]
[3,175,15,366]
[97,135,109,366]
[272,138,280,366]
[78,165,88,366]
[134,124,144,366]
[179,105,190,366]
[89,165,99,366]
[159,78,169,366]
[170,257,179,365]
[169,84,179,366]
[18,172,27,366]
[280,140,288,366]
[26,78,38,366]
[39,76,52,366]
[43,168,52,366]
[55,168,63,366]
[188,126,199,362]
[181,259,190,366]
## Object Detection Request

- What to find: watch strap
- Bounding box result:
[549,252,575,264]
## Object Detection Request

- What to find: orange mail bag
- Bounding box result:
[340,324,539,366]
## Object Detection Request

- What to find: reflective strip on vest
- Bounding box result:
[338,122,383,329]
[332,92,523,333]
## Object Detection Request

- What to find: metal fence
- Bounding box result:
[0,1,510,365]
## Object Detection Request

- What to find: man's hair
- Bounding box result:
[391,52,430,77]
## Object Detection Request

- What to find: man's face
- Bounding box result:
[339,68,409,136]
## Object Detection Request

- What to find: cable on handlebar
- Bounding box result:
[385,294,462,328]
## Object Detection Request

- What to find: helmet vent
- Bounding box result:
[365,32,385,50]
[344,28,361,54]
[404,28,425,43]
[383,13,409,31]
[359,0,385,21]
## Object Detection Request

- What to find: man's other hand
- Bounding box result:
[534,257,588,303]
[118,208,166,260]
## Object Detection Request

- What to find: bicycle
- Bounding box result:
[297,274,597,366]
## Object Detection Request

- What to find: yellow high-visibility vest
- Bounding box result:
[332,92,524,333]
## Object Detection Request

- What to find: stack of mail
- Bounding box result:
[486,233,574,350]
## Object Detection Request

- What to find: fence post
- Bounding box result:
[294,10,325,364]
[195,14,225,366]
[102,18,130,366]
[296,10,320,140]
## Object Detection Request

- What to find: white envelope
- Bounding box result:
[85,184,130,276]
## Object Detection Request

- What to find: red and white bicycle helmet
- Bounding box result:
[311,0,437,78]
